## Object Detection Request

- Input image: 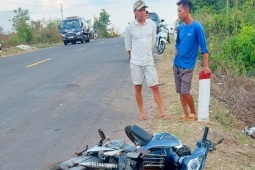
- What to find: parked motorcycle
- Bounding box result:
[48,125,223,170]
[155,20,170,55]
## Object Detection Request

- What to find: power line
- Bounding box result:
[60,4,63,21]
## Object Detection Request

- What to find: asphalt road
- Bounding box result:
[0,38,161,170]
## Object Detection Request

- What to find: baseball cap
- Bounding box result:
[133,0,148,10]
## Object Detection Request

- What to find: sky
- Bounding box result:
[0,0,179,33]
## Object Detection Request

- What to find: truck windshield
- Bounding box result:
[60,19,80,29]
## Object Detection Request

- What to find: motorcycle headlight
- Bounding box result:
[187,157,202,170]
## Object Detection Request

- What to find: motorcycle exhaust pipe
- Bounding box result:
[80,162,117,169]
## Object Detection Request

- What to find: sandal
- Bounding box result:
[186,113,197,121]
[178,114,188,121]
[157,114,171,120]
[139,115,146,120]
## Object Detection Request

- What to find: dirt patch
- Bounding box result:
[151,36,255,170]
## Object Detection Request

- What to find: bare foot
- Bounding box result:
[157,114,171,119]
[139,114,146,120]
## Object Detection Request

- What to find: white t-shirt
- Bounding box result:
[125,19,156,66]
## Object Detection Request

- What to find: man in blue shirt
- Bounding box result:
[174,0,211,121]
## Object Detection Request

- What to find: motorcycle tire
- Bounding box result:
[157,41,166,55]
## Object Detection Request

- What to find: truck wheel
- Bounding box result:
[64,41,67,45]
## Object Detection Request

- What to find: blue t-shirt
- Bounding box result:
[174,20,208,69]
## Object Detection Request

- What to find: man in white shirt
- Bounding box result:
[125,0,170,120]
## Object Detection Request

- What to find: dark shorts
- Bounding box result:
[173,65,194,94]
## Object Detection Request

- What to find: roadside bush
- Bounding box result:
[0,29,8,47]
[8,34,21,46]
[31,19,61,44]
[221,25,255,76]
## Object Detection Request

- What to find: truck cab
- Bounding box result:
[59,16,91,45]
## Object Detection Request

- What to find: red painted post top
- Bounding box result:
[199,70,211,80]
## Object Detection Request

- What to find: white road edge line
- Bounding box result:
[26,58,52,68]
[76,48,86,52]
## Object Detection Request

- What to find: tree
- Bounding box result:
[12,8,33,43]
[93,9,111,38]
[192,0,225,13]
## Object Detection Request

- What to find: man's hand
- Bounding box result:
[202,53,210,74]
[127,50,131,61]
[203,66,211,74]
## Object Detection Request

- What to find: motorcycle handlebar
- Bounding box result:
[202,127,209,142]
[98,129,106,141]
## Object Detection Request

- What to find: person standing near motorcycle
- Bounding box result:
[125,0,170,120]
[174,0,211,121]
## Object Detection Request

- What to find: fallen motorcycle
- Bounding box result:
[48,125,223,170]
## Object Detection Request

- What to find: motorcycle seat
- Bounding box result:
[125,125,153,147]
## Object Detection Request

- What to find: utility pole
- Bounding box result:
[60,4,63,20]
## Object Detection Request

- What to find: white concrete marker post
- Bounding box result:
[198,70,211,121]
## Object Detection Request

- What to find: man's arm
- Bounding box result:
[152,22,156,48]
[202,52,211,74]
[127,50,131,61]
[197,24,211,74]
[125,25,132,61]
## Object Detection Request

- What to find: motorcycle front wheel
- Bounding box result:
[157,41,166,54]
